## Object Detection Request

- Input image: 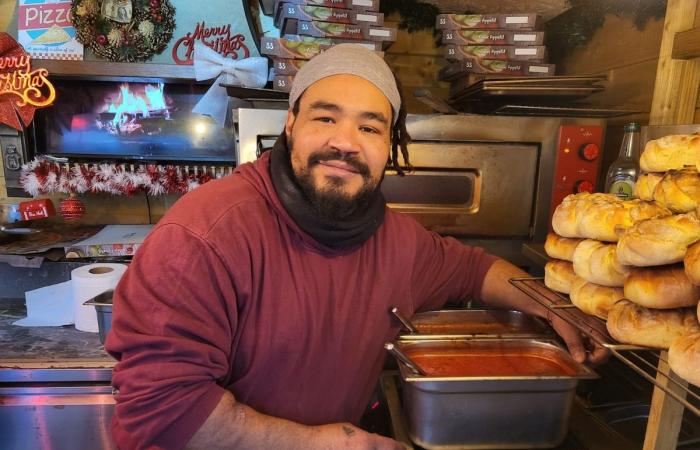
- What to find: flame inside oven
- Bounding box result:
[101,83,170,135]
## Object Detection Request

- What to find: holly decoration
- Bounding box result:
[71,0,176,62]
[60,195,87,222]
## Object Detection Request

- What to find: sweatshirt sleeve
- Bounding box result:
[410,226,499,313]
[106,223,237,450]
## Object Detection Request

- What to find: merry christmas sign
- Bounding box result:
[148,0,260,65]
[17,0,84,61]
[0,32,56,130]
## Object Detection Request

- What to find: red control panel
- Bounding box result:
[550,125,604,227]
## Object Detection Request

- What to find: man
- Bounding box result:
[106,45,607,449]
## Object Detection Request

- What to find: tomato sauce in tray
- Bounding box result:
[404,347,577,377]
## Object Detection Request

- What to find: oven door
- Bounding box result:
[384,141,538,236]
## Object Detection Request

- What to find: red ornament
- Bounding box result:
[60,196,87,221]
[96,34,107,45]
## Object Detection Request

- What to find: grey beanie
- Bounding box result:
[288,44,401,124]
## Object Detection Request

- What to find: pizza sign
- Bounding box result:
[17,0,83,61]
[20,2,73,28]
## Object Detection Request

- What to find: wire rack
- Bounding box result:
[509,276,700,417]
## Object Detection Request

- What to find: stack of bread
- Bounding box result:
[544,133,700,388]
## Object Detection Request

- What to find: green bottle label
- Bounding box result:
[610,179,635,200]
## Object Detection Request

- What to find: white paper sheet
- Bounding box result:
[13,280,74,327]
[70,224,153,246]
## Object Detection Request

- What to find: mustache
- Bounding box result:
[308,150,371,177]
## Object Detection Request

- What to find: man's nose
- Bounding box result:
[327,122,361,154]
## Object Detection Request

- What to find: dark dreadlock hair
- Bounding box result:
[290,70,412,175]
[389,71,412,176]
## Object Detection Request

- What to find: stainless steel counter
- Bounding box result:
[0,297,116,450]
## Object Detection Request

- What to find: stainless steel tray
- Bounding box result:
[399,309,552,340]
[395,338,597,449]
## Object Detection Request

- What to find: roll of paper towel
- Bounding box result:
[72,263,128,332]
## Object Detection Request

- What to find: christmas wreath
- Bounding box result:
[71,0,176,62]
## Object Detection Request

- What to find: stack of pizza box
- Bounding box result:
[261,0,396,92]
[435,13,555,101]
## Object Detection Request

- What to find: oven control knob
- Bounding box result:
[574,180,594,194]
[579,143,600,161]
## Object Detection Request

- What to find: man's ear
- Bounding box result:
[284,109,296,138]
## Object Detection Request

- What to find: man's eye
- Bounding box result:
[360,126,378,134]
[315,117,334,123]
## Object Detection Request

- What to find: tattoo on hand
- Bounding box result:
[342,425,356,437]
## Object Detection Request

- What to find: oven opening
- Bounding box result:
[382,171,476,209]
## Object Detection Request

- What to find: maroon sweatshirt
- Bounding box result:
[106,151,498,449]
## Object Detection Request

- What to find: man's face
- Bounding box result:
[284,75,392,217]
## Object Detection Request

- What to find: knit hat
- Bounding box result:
[288,44,401,124]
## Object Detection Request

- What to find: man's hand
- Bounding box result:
[311,423,405,449]
[548,307,610,365]
[480,259,611,366]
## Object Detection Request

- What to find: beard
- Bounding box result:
[288,135,383,222]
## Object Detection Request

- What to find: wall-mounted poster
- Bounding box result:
[149,0,260,65]
[17,0,83,60]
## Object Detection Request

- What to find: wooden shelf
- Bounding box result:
[34,59,197,83]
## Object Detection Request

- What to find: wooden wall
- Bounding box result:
[693,7,700,123]
[0,0,14,32]
[384,15,447,114]
[559,15,664,125]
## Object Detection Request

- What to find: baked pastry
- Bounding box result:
[634,172,664,201]
[569,276,624,319]
[652,169,700,213]
[544,260,577,294]
[669,333,700,387]
[624,265,700,308]
[684,241,700,285]
[551,192,670,242]
[552,192,599,238]
[607,300,700,349]
[576,198,671,242]
[544,233,582,262]
[639,133,700,172]
[572,239,630,287]
[617,213,700,266]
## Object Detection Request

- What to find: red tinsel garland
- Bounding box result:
[20,158,233,197]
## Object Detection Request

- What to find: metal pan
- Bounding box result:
[398,309,553,340]
[83,290,114,345]
[395,338,597,449]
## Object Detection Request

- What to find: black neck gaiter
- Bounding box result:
[269,133,386,249]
